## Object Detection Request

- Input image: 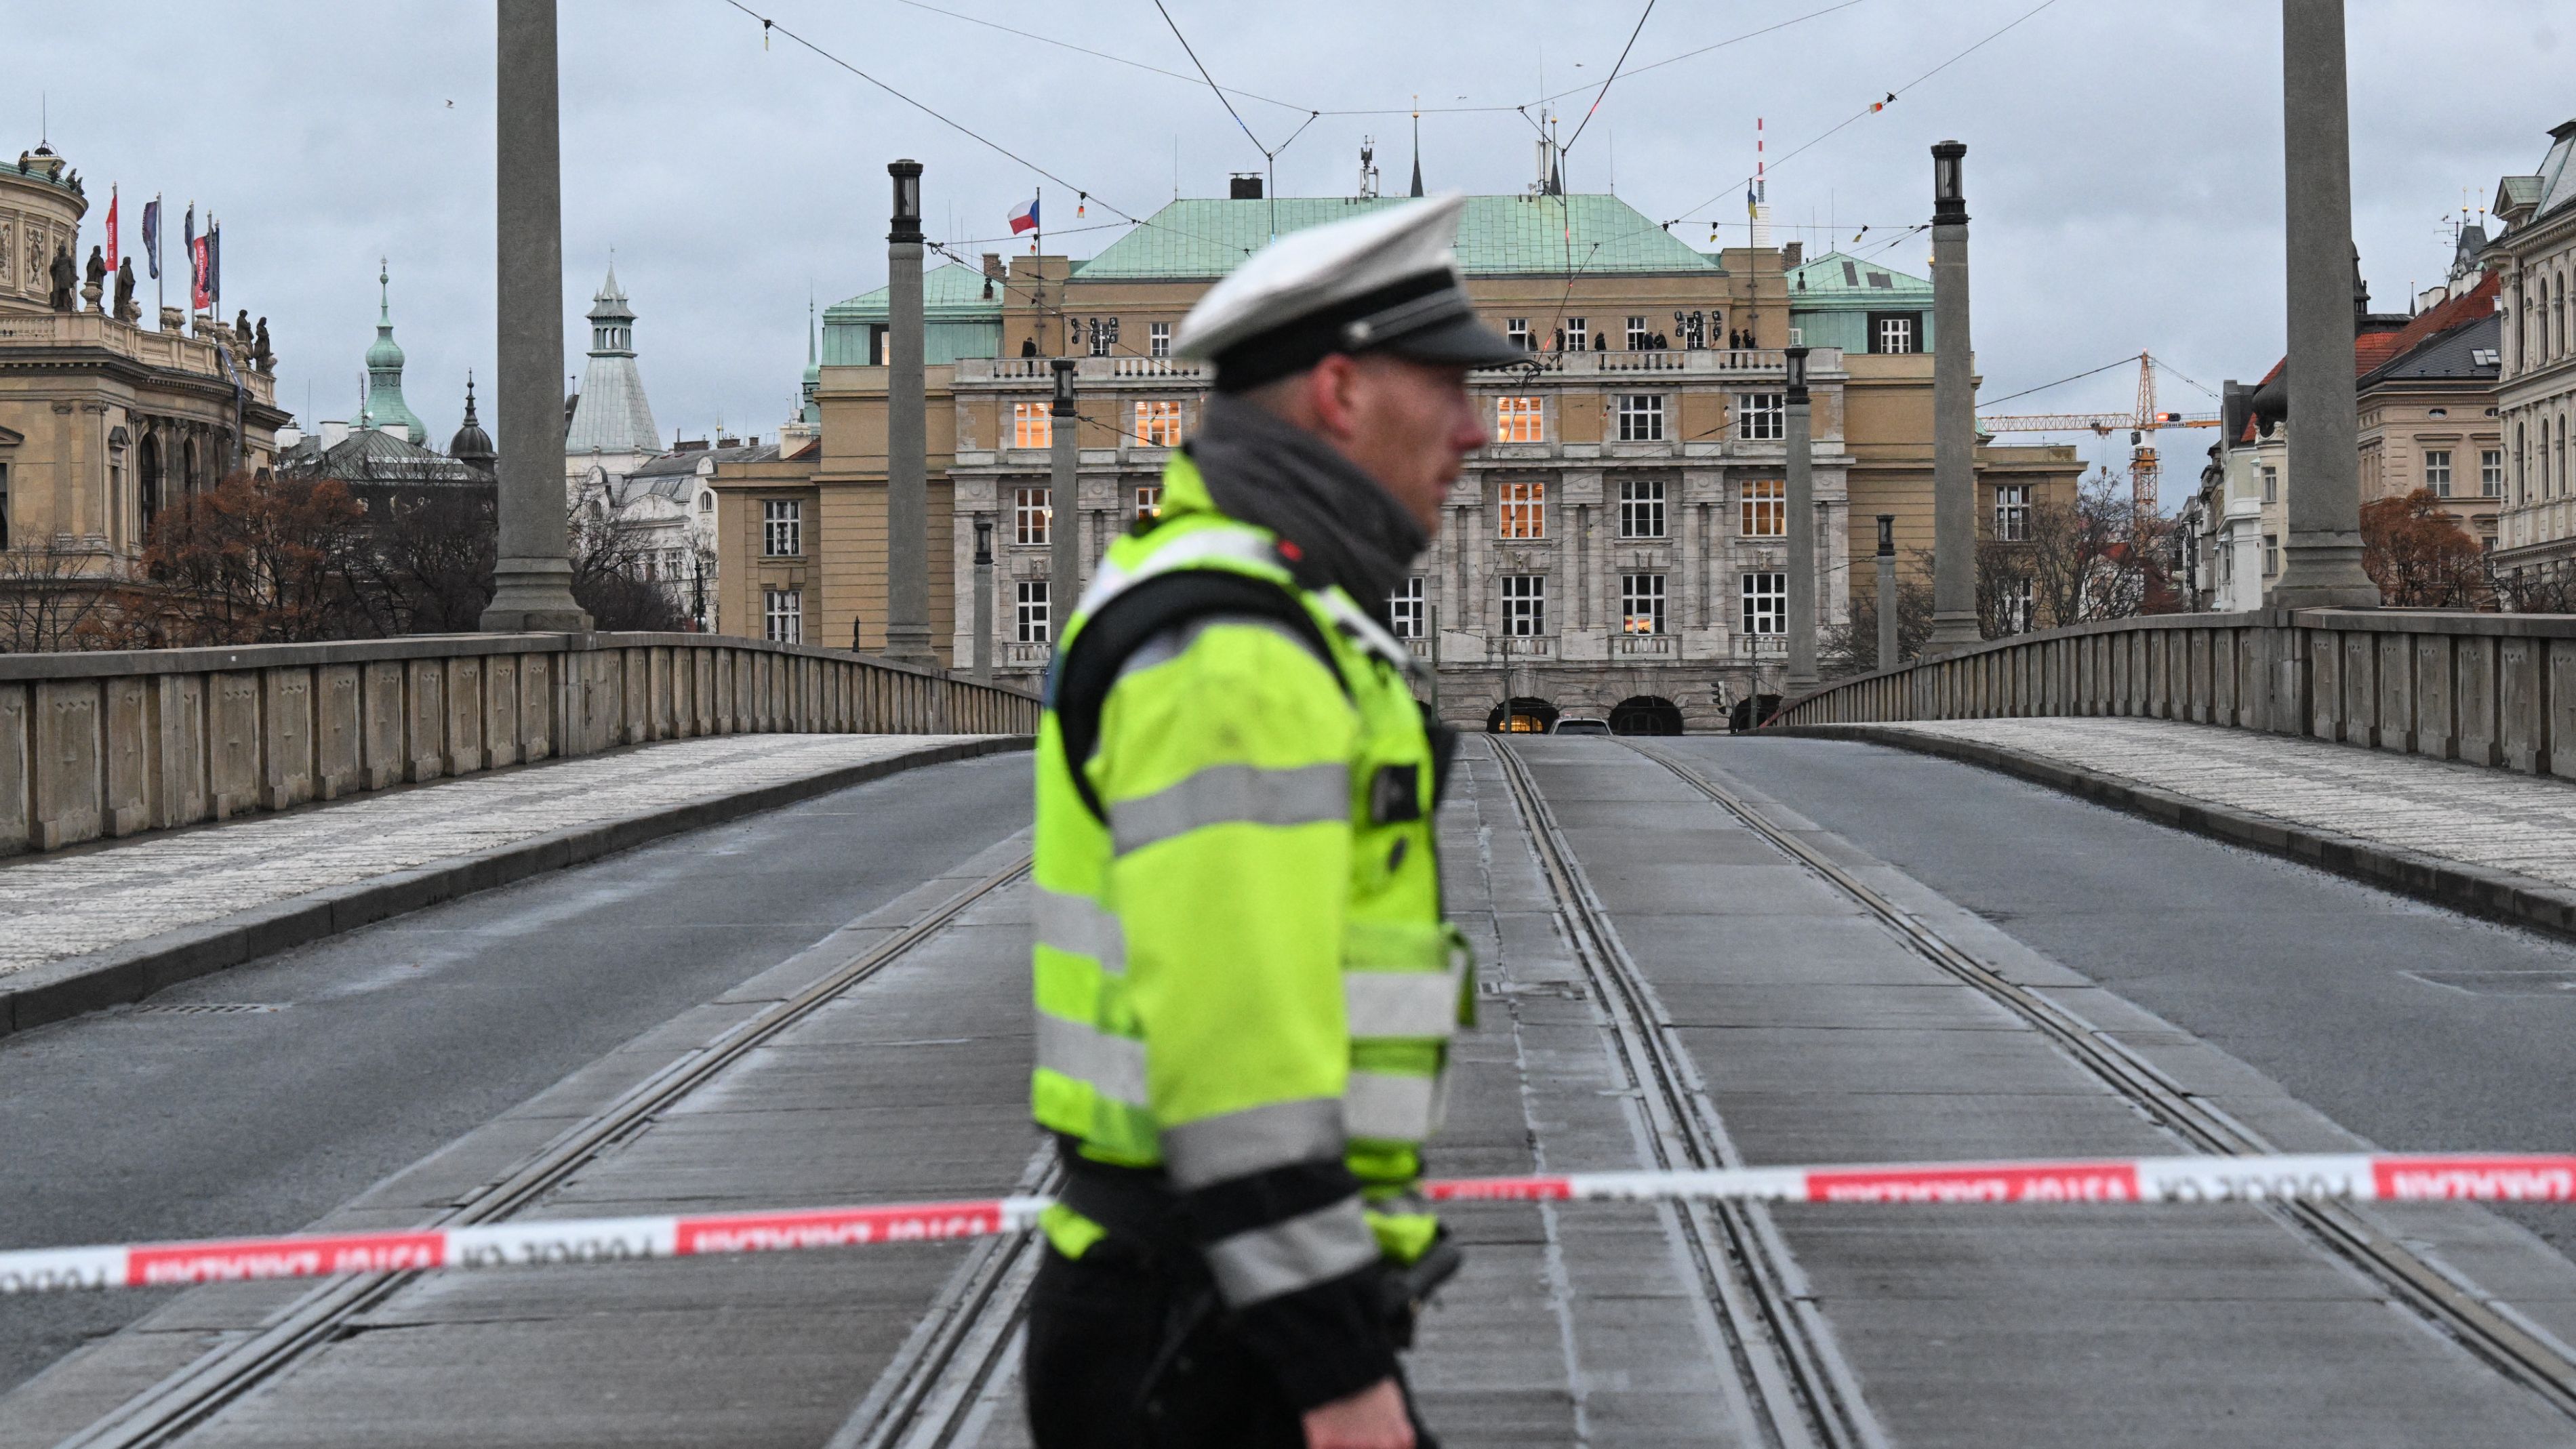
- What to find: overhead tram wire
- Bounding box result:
[1560,0,1655,158]
[1151,0,1320,234]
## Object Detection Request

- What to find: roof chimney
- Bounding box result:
[1228,174,1264,200]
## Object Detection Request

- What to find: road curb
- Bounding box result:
[0,735,1034,1038]
[1781,722,2576,943]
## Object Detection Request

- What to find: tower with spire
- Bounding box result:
[564,263,664,485]
[363,260,428,446]
[1409,102,1424,197]
[448,372,498,478]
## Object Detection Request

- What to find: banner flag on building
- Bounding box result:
[104,188,117,273]
[141,196,160,279]
[207,219,220,308]
[1007,197,1038,236]
[184,204,203,310]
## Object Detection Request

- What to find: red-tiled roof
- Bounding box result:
[2233,273,2498,441]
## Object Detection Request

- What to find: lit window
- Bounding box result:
[1740,572,1785,635]
[1498,480,1546,538]
[1388,576,1426,638]
[1014,486,1051,546]
[1134,483,1163,523]
[1995,484,2030,542]
[1616,394,1666,442]
[1013,402,1051,449]
[1626,316,1651,349]
[1737,392,1785,441]
[763,588,803,643]
[762,499,801,556]
[1015,579,1051,642]
[1149,321,1171,359]
[1495,396,1544,443]
[1620,573,1666,634]
[1134,400,1184,447]
[2425,449,2453,498]
[1500,575,1547,636]
[1619,478,1666,539]
[2483,449,2504,497]
[1740,478,1785,537]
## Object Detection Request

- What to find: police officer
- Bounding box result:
[1022,195,1522,1448]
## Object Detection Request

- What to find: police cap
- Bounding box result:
[1174,193,1525,392]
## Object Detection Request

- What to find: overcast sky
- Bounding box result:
[16,1,2569,504]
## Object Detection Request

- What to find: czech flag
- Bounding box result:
[1007,197,1039,235]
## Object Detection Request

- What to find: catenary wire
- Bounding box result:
[1561,0,1657,157]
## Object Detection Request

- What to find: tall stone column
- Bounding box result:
[1876,514,1899,670]
[481,0,590,633]
[883,160,934,664]
[1784,346,1819,691]
[2272,0,2379,609]
[1049,358,1080,657]
[1925,140,1981,654]
[972,516,993,680]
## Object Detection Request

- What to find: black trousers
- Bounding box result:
[1023,1240,1434,1449]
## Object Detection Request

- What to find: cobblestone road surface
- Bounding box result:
[1875,717,2576,887]
[0,735,983,975]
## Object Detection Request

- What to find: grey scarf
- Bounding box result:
[1187,394,1427,607]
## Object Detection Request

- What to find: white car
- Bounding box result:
[1550,716,1613,736]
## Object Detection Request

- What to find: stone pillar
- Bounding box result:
[1926,140,1982,654]
[1784,346,1819,692]
[2272,0,2379,608]
[481,0,591,633]
[973,516,994,680]
[1876,513,1899,670]
[1049,358,1081,658]
[882,159,934,664]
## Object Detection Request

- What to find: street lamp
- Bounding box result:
[1784,343,1817,692]
[1049,357,1080,660]
[1933,140,1967,223]
[889,161,923,240]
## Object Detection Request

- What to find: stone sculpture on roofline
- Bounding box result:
[83,245,106,311]
[113,256,138,322]
[47,241,76,312]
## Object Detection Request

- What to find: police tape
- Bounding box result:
[7,1151,2573,1297]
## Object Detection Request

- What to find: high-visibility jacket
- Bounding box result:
[1029,447,1469,1326]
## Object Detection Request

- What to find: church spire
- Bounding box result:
[1409,99,1424,197]
[361,258,427,445]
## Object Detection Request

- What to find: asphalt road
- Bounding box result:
[1672,734,2576,1254]
[0,752,1032,1397]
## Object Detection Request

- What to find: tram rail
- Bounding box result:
[1620,737,2576,1423]
[56,852,1037,1449]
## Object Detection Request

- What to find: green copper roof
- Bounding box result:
[827,261,1003,325]
[362,261,426,447]
[1787,250,1931,304]
[1075,194,1725,280]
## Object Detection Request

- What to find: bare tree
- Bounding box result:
[567,497,689,633]
[0,536,123,652]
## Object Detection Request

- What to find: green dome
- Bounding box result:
[361,260,427,446]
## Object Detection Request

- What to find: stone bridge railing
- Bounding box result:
[0,633,1039,856]
[1771,609,2576,779]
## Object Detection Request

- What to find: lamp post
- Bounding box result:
[1784,344,1819,693]
[1049,357,1080,659]
[481,0,590,633]
[2271,0,2379,609]
[883,159,935,664]
[1876,514,1899,670]
[1925,140,1981,655]
[972,516,993,680]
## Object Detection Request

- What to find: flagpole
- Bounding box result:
[153,194,162,322]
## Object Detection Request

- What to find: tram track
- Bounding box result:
[56,851,1036,1449]
[1491,739,1887,1449]
[1622,738,2576,1424]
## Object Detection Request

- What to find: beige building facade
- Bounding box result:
[2493,119,2576,578]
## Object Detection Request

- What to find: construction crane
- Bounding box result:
[1979,352,2221,513]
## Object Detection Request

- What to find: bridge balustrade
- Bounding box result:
[1770,609,2576,780]
[0,633,1039,856]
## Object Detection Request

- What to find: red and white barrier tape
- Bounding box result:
[7,1152,2571,1297]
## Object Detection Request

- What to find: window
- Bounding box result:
[1149,321,1170,359]
[1619,573,1666,634]
[1565,318,1588,352]
[2263,534,2280,577]
[763,588,803,644]
[2261,465,2278,504]
[1086,316,1119,357]
[1014,485,1051,546]
[1388,576,1426,638]
[1015,580,1051,642]
[1626,316,1651,350]
[1134,483,1163,523]
[2484,449,2504,498]
[1739,478,1785,537]
[1619,478,1666,538]
[0,461,9,549]
[1013,402,1051,449]
[1740,572,1786,635]
[1134,400,1184,447]
[1495,396,1544,443]
[1506,317,1531,350]
[1995,484,2030,542]
[1498,480,1546,538]
[698,493,714,512]
[762,499,801,556]
[2425,449,2453,498]
[1500,575,1547,636]
[1737,392,1785,441]
[1616,394,1666,442]
[1869,312,1920,354]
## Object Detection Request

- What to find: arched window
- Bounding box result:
[2560,272,2570,357]
[2520,422,2531,505]
[2543,419,2554,500]
[2561,411,2570,498]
